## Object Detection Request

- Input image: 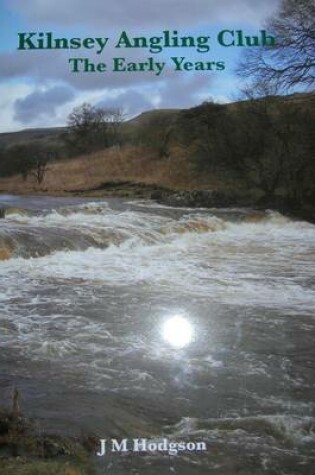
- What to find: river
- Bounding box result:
[0,194,315,474]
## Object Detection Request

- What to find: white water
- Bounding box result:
[2,204,315,310]
[1,196,315,474]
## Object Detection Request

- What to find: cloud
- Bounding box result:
[157,73,214,109]
[0,48,168,91]
[95,72,215,118]
[1,0,281,131]
[97,89,155,117]
[14,85,75,124]
[0,83,33,132]
[2,52,218,128]
[7,0,280,28]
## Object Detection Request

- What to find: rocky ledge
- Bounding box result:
[151,189,249,208]
[150,188,315,223]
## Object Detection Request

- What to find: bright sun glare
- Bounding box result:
[162,315,194,349]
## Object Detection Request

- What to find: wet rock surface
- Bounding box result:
[151,188,315,223]
[152,189,238,208]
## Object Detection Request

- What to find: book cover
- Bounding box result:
[0,1,315,474]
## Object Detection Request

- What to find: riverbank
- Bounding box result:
[1,182,314,224]
[0,139,314,223]
[0,394,96,475]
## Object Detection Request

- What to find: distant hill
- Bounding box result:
[0,127,67,148]
[0,110,181,149]
[127,109,180,126]
[1,92,313,148]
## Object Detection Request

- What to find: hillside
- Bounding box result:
[0,93,314,221]
[0,110,181,151]
[0,127,66,148]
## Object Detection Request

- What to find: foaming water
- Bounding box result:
[1,195,315,474]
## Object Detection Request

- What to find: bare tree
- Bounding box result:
[30,152,51,185]
[237,0,315,94]
[138,113,175,159]
[105,108,125,146]
[66,103,124,154]
[177,102,229,173]
[66,103,109,153]
[1,143,52,185]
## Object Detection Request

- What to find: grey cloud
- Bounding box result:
[14,85,74,124]
[0,48,168,91]
[96,73,214,118]
[97,90,155,117]
[5,0,274,127]
[0,52,35,80]
[8,0,280,28]
[1,33,224,93]
[157,73,214,109]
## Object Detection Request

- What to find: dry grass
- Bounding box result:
[0,405,95,475]
[0,460,91,475]
[0,144,225,195]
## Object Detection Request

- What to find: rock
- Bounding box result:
[43,438,71,457]
[155,189,238,208]
[0,247,11,261]
[0,208,5,219]
[150,190,163,200]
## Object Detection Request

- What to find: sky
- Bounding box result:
[0,0,280,132]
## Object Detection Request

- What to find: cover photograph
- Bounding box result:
[0,0,315,474]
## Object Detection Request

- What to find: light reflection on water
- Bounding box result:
[161,314,194,349]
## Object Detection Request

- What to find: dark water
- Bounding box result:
[0,195,315,474]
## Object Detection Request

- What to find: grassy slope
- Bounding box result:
[0,93,313,197]
[0,143,234,196]
[0,128,66,149]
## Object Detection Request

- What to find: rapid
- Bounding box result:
[0,194,315,474]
